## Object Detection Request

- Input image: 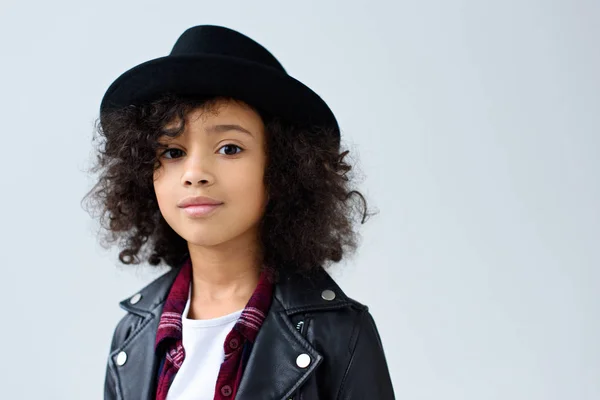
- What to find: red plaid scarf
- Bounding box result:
[154,256,273,399]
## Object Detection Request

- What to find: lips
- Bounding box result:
[181,204,222,217]
[177,195,224,208]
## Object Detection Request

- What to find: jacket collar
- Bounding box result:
[119,265,352,316]
[114,265,351,400]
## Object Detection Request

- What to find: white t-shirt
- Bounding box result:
[166,283,244,400]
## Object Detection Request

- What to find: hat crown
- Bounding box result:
[100,24,340,142]
[170,25,286,73]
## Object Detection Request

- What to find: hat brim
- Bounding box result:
[100,54,340,138]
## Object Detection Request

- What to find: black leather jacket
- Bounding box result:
[104,266,396,399]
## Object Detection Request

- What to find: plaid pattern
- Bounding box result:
[154,256,274,399]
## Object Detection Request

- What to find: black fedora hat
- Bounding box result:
[100,25,340,143]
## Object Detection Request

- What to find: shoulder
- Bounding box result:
[107,266,180,349]
[117,266,180,316]
[276,269,394,394]
[274,266,378,345]
[273,266,369,316]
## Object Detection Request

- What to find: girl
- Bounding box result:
[86,25,395,399]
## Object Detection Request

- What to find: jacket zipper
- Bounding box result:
[288,319,305,400]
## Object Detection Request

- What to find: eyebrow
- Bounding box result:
[205,124,254,137]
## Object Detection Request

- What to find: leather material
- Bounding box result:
[104,266,395,399]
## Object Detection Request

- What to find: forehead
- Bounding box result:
[164,98,264,132]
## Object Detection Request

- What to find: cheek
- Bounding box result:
[235,175,264,199]
[153,173,174,214]
[227,166,266,210]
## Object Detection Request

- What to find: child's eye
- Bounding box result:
[158,144,243,159]
[160,148,184,159]
[218,144,243,156]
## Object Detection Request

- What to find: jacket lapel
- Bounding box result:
[235,269,351,400]
[235,299,323,400]
[109,266,350,400]
[108,312,162,400]
[109,267,179,400]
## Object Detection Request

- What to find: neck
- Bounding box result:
[186,231,262,310]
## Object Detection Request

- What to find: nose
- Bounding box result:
[180,155,215,187]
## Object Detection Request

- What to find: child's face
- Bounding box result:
[153,98,268,250]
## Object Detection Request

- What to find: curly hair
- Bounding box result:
[82,93,376,279]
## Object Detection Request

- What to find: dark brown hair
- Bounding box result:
[82,93,376,279]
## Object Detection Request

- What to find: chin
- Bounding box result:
[179,231,226,247]
[177,226,241,247]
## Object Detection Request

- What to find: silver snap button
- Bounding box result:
[130,293,142,304]
[116,351,127,366]
[296,353,311,368]
[321,289,336,301]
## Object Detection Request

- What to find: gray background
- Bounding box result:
[0,0,598,399]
